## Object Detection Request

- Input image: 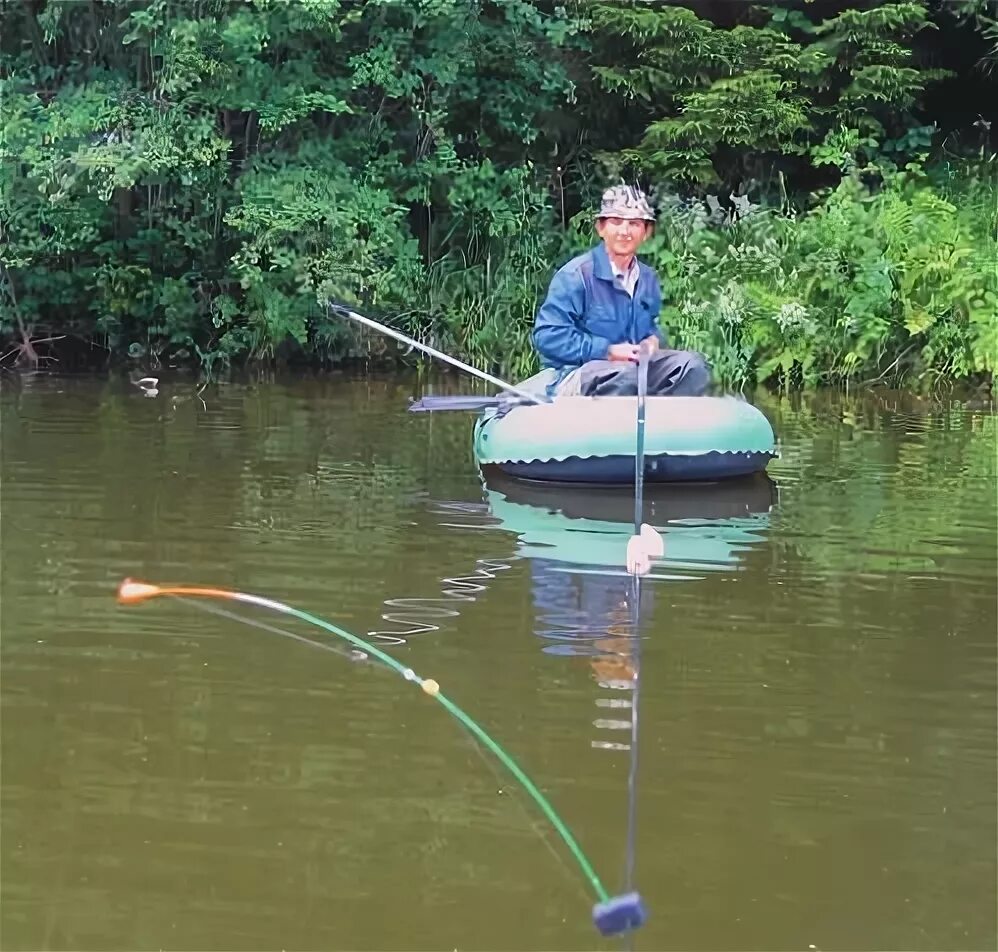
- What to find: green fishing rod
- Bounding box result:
[116,578,642,936]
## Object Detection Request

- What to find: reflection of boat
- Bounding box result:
[480,469,776,575]
[368,472,776,643]
[484,468,776,524]
[477,470,778,759]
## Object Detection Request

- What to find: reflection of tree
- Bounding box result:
[759,388,996,575]
[1,371,482,613]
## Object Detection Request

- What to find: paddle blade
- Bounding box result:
[408,395,503,412]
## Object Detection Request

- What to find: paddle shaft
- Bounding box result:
[328,303,547,405]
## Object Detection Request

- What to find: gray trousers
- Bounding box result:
[556,349,711,397]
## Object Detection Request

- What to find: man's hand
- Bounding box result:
[608,338,658,362]
[607,342,640,362]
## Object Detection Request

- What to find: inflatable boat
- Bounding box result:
[330,304,778,486]
[471,394,777,483]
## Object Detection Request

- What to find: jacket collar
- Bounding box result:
[592,240,640,282]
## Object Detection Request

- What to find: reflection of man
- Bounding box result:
[531,558,652,692]
[531,559,651,752]
[591,602,637,690]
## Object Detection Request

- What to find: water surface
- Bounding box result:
[1,371,995,951]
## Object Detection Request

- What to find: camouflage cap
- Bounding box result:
[597,184,656,222]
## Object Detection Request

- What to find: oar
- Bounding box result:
[327,302,548,406]
[626,343,664,575]
[408,394,508,413]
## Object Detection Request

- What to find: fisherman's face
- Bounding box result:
[596,217,649,259]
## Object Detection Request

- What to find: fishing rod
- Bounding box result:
[327,302,548,406]
[116,577,643,937]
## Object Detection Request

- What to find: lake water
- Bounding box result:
[1,370,995,951]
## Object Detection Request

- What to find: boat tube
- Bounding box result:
[472,395,777,484]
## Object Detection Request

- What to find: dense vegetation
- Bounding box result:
[2,0,995,387]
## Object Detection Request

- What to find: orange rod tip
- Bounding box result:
[117,578,162,605]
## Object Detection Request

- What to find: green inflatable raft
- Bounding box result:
[473,395,777,484]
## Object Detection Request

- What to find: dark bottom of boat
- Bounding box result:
[493,450,775,484]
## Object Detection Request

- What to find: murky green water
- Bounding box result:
[1,371,995,952]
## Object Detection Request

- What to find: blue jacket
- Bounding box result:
[532,242,665,371]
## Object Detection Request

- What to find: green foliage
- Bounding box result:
[0,0,993,387]
[587,0,949,186]
[0,0,579,368]
[647,162,997,388]
[395,161,563,380]
[224,144,422,360]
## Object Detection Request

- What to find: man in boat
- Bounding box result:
[531,184,711,397]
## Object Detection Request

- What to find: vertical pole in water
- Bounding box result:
[633,346,649,536]
[624,344,649,904]
[593,347,656,939]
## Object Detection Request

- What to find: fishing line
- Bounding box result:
[116,577,646,934]
[173,596,369,663]
[461,719,592,907]
[321,302,650,935]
